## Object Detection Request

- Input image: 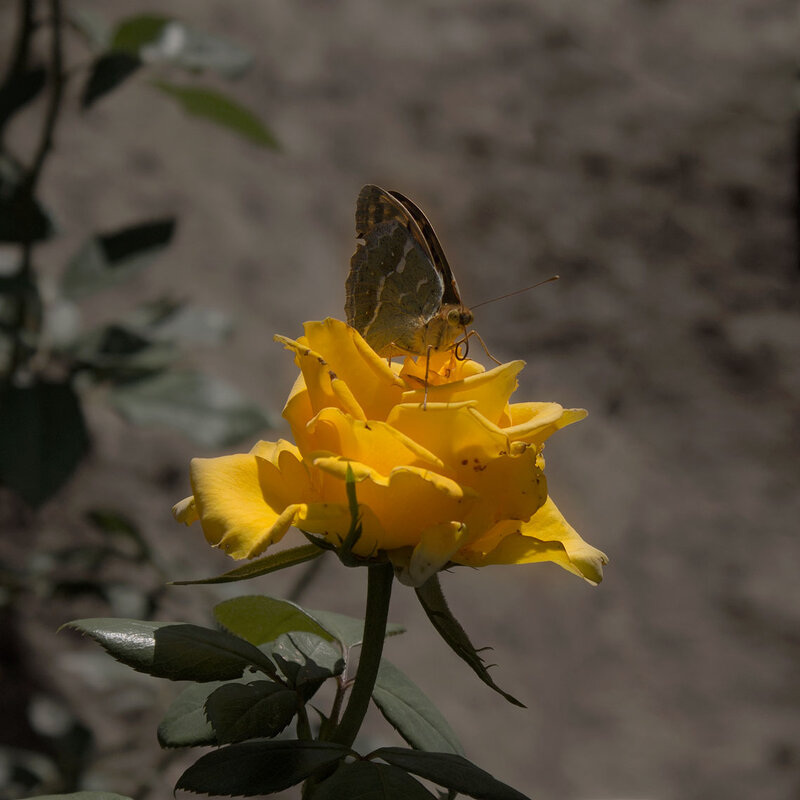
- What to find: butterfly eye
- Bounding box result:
[460,310,474,326]
[447,308,461,325]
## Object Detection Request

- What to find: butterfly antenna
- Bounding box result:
[469,275,559,311]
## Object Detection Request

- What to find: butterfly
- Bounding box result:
[345,185,473,358]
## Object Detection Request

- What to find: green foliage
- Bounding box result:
[81,53,141,108]
[175,740,352,796]
[1,3,277,508]
[416,574,524,707]
[204,680,298,743]
[110,370,269,448]
[305,608,406,649]
[157,680,228,747]
[61,218,176,300]
[373,659,464,755]
[64,618,278,681]
[109,14,171,53]
[373,748,532,800]
[215,596,337,645]
[152,81,279,149]
[0,66,46,128]
[314,761,437,799]
[0,379,90,507]
[65,585,535,798]
[0,155,57,243]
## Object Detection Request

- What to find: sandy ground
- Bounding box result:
[1,1,799,799]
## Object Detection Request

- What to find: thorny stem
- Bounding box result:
[302,562,393,797]
[330,561,394,747]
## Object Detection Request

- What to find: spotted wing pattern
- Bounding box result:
[346,212,444,356]
[387,189,462,307]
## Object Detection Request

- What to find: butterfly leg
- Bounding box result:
[423,344,433,410]
[459,329,502,365]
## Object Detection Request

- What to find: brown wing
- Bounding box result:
[355,185,432,259]
[388,189,462,306]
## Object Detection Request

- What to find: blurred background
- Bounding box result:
[1,1,797,799]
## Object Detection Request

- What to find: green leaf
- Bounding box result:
[416,575,524,708]
[0,156,56,243]
[0,67,46,129]
[315,761,436,799]
[373,659,464,755]
[175,740,350,796]
[306,608,406,650]
[64,618,277,681]
[85,508,151,561]
[171,544,323,585]
[22,794,134,800]
[67,8,112,50]
[205,680,297,743]
[151,80,279,149]
[138,22,253,79]
[109,369,269,447]
[70,323,178,381]
[270,632,344,688]
[373,748,531,800]
[158,680,225,748]
[124,300,233,346]
[0,379,90,507]
[81,53,141,108]
[61,218,176,299]
[214,596,334,645]
[110,14,171,53]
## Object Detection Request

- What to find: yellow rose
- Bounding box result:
[173,319,607,587]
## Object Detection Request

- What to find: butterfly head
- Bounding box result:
[445,306,474,329]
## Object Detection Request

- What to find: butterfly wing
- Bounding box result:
[346,218,444,356]
[388,189,463,306]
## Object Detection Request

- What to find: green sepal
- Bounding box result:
[172,543,323,585]
[373,659,464,755]
[314,761,436,799]
[175,740,351,796]
[372,748,531,800]
[336,463,364,566]
[415,575,524,708]
[64,618,277,681]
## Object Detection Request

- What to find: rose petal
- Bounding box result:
[301,319,406,419]
[395,521,470,587]
[504,402,587,444]
[401,360,525,425]
[459,496,608,584]
[275,334,366,420]
[306,407,444,474]
[311,455,477,552]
